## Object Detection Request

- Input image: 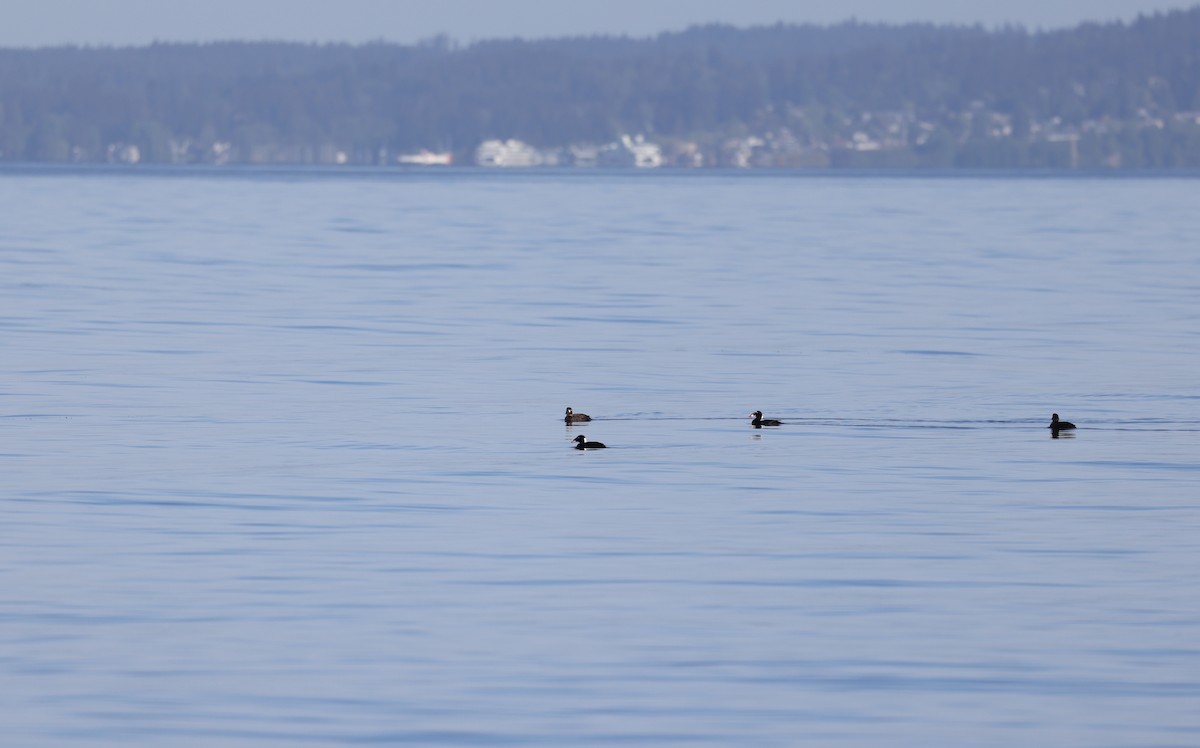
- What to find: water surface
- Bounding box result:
[2,168,1198,746]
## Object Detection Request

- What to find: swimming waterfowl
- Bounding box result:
[572,435,606,450]
[565,407,592,423]
[1049,413,1076,431]
[750,410,783,427]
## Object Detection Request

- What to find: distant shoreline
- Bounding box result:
[4,163,1200,179]
[4,12,1198,169]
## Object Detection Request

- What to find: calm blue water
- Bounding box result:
[2,167,1198,746]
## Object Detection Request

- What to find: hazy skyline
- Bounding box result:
[3,0,1196,48]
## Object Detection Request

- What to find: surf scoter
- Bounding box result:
[1049,413,1076,431]
[750,410,783,427]
[565,407,592,423]
[572,435,606,450]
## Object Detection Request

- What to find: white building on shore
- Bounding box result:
[475,139,543,167]
[399,150,453,166]
[625,134,663,168]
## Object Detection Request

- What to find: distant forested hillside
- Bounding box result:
[2,7,1199,168]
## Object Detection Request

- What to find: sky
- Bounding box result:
[2,0,1195,48]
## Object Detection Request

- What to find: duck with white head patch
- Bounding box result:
[565,407,591,423]
[750,410,783,428]
[572,435,606,450]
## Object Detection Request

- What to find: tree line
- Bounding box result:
[1,6,1198,168]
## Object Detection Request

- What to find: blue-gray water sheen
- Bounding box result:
[2,168,1198,747]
